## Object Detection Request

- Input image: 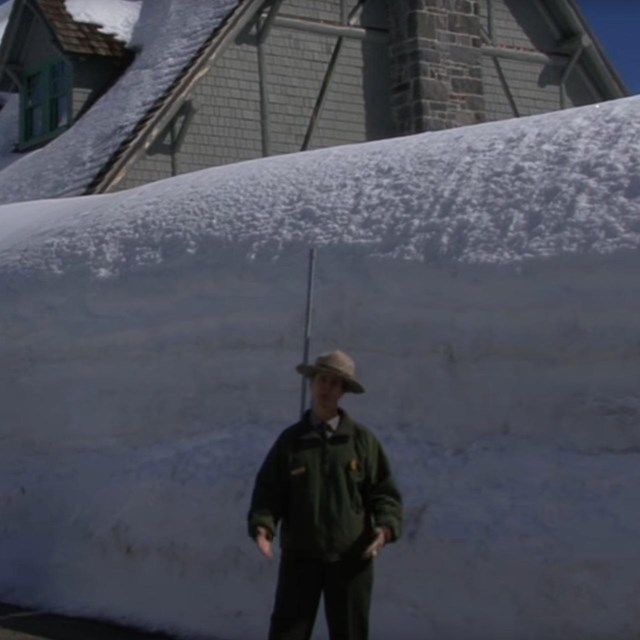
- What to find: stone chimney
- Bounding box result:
[388,0,486,135]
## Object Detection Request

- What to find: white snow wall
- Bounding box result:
[1,244,640,640]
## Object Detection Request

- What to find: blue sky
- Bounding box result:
[577,0,640,95]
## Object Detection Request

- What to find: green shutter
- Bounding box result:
[19,58,72,150]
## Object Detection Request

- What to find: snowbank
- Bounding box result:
[2,96,640,278]
[0,97,639,639]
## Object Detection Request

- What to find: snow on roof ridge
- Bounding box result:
[64,0,142,45]
[36,0,131,59]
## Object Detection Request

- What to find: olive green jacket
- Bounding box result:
[248,409,402,561]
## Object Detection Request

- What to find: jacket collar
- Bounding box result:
[301,408,356,437]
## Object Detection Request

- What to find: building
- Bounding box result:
[0,0,627,203]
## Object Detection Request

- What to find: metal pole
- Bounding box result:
[271,15,383,41]
[300,248,317,417]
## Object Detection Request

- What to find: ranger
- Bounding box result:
[248,349,403,640]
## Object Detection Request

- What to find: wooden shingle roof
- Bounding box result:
[36,0,129,58]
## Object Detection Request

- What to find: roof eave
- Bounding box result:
[548,0,629,99]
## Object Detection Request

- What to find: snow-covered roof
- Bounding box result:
[0,1,13,43]
[64,0,142,45]
[0,0,249,204]
[36,0,131,58]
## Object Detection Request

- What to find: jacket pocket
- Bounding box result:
[345,459,365,513]
[286,462,310,522]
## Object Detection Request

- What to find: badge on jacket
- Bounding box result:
[350,458,362,472]
[290,465,307,476]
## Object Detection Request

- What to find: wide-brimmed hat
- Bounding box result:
[296,349,365,394]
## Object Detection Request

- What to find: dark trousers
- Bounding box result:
[268,553,374,640]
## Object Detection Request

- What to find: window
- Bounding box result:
[20,59,71,148]
[24,71,45,140]
[49,61,70,130]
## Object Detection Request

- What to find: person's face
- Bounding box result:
[310,372,346,416]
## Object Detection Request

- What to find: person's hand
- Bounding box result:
[363,527,389,559]
[256,527,274,558]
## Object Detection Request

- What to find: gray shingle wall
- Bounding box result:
[72,86,92,119]
[478,0,558,49]
[262,27,336,155]
[121,150,174,186]
[118,31,260,190]
[312,37,392,146]
[481,56,516,120]
[482,56,562,119]
[72,59,125,121]
[177,33,263,173]
[263,27,389,152]
[279,0,342,22]
[116,0,607,191]
[564,66,601,105]
[117,0,390,191]
[478,0,602,122]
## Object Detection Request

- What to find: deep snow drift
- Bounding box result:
[0,96,640,640]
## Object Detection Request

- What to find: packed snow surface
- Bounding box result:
[1,96,640,274]
[64,0,142,44]
[0,98,640,640]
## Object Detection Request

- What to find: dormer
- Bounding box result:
[0,0,133,150]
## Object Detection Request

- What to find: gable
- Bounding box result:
[0,0,129,92]
[479,0,612,121]
[113,0,629,193]
[37,0,129,58]
[0,0,134,150]
[539,0,627,98]
[113,0,393,191]
[0,0,249,204]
